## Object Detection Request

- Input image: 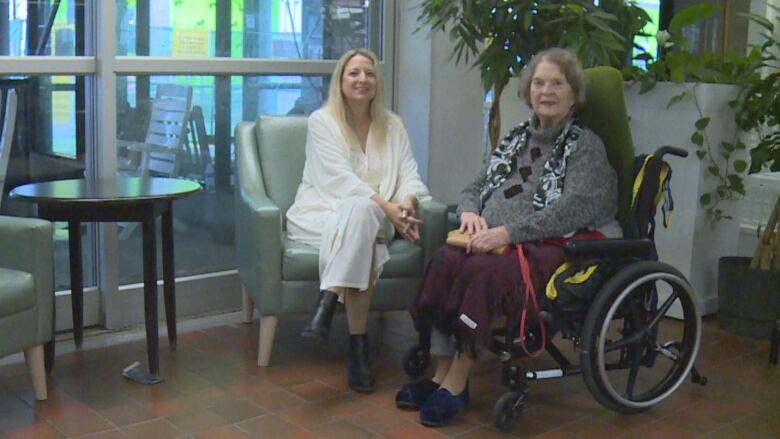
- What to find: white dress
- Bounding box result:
[286,108,430,291]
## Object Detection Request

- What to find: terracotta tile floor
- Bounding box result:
[0,312,778,438]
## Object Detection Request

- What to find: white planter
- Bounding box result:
[498,80,741,315]
[626,82,742,316]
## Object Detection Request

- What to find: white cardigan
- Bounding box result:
[286,108,430,247]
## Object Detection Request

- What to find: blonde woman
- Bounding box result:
[286,48,430,393]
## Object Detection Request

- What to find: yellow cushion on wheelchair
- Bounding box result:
[546,263,600,300]
[631,155,673,226]
[546,263,570,300]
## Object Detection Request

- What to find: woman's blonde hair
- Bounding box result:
[324,48,389,149]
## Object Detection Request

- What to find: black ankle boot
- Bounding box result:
[301,290,338,341]
[347,334,375,393]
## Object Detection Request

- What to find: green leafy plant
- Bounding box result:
[624,3,780,221]
[737,11,780,174]
[417,0,650,148]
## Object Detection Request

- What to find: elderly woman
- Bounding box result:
[286,48,430,394]
[395,48,621,427]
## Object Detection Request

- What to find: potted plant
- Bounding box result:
[622,3,779,222]
[718,195,780,339]
[416,0,649,148]
[640,3,780,332]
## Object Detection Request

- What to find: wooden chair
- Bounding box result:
[0,89,18,208]
[136,84,193,178]
[119,84,193,239]
[183,105,213,188]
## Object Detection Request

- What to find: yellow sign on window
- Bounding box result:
[172,29,210,57]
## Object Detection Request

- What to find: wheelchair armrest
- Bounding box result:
[563,238,653,259]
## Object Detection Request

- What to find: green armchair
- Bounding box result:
[0,215,53,400]
[235,115,447,366]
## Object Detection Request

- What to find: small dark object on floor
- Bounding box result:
[122,361,163,385]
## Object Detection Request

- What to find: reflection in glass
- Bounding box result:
[115,0,382,59]
[0,0,86,56]
[115,74,327,285]
[0,73,91,293]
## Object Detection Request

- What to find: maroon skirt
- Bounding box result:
[409,242,571,355]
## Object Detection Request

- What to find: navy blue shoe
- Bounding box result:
[419,386,470,427]
[395,379,439,410]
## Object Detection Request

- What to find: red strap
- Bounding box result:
[516,245,546,357]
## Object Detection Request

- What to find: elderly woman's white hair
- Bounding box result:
[517,48,587,107]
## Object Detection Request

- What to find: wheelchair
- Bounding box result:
[402,140,708,430]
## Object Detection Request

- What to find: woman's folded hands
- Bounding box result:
[374,194,424,242]
[459,212,511,254]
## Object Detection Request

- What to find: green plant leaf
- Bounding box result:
[639,76,656,94]
[695,117,710,130]
[670,64,685,83]
[691,132,704,146]
[670,3,722,34]
[696,149,706,159]
[666,91,686,108]
[634,52,653,61]
[733,160,748,173]
[708,165,720,176]
[699,193,711,206]
[737,12,774,32]
[728,175,746,194]
[566,4,584,15]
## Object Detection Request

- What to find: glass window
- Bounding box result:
[115,73,328,284]
[0,0,87,56]
[0,74,91,293]
[116,0,383,59]
[634,0,661,66]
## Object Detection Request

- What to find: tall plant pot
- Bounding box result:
[718,257,780,339]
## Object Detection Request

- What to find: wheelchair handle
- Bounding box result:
[654,146,688,159]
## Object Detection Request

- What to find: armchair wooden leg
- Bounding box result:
[242,285,254,324]
[257,315,278,367]
[23,345,47,401]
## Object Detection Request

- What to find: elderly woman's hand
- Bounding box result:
[466,226,511,254]
[459,212,488,235]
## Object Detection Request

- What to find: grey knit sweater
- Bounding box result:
[457,113,621,244]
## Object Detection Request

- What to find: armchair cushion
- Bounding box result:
[0,267,35,318]
[282,237,424,281]
[255,116,308,218]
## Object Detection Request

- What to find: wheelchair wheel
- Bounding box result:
[492,391,527,432]
[402,344,430,378]
[580,261,701,413]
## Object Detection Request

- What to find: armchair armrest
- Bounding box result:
[417,199,448,264]
[235,187,284,313]
[0,216,53,279]
[0,215,54,339]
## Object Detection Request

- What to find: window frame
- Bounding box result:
[0,0,395,330]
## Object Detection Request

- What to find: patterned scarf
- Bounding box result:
[479,113,583,210]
